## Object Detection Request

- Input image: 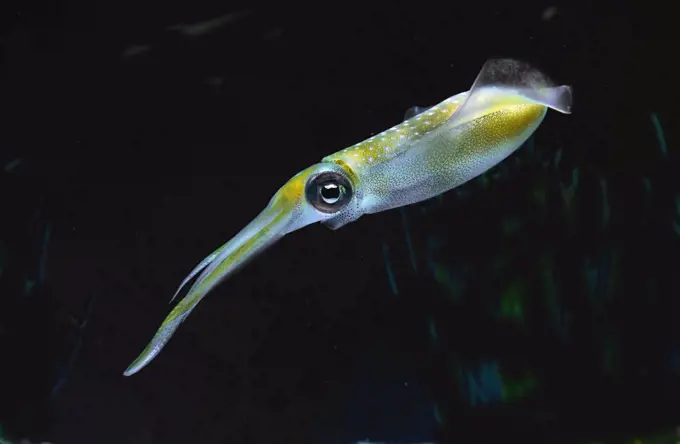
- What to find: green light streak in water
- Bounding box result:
[650,113,667,157]
[498,280,526,323]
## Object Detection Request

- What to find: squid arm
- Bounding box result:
[124,58,572,376]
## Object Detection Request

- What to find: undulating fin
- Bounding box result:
[446,58,572,130]
[404,105,432,120]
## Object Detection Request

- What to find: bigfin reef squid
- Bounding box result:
[124,58,572,376]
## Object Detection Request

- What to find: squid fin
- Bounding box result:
[447,58,572,130]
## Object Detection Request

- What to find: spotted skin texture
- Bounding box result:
[324,93,466,172]
[324,91,547,218]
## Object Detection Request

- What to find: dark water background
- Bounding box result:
[0,3,677,444]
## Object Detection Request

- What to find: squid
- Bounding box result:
[124,58,572,376]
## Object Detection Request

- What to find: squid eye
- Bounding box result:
[320,183,343,204]
[305,171,353,214]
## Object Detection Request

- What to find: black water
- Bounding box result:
[0,3,677,444]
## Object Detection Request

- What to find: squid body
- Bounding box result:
[124,58,572,376]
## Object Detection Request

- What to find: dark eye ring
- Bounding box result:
[305,171,353,213]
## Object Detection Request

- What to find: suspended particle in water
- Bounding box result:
[542,6,559,21]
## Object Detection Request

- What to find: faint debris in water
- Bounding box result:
[541,6,559,21]
[559,167,579,216]
[121,44,151,58]
[492,162,509,182]
[497,280,526,323]
[428,318,438,342]
[381,241,399,296]
[400,208,417,272]
[52,292,98,397]
[356,441,436,444]
[531,183,547,207]
[417,194,442,214]
[455,187,469,200]
[425,237,465,301]
[205,76,224,88]
[585,260,598,299]
[205,76,225,94]
[672,196,680,235]
[425,236,444,259]
[553,147,562,169]
[502,371,538,401]
[167,10,252,37]
[570,167,580,189]
[263,28,284,41]
[540,254,570,339]
[601,333,619,376]
[584,250,619,310]
[460,361,504,406]
[0,430,54,444]
[39,223,51,285]
[492,255,510,272]
[433,403,443,425]
[599,177,610,229]
[429,263,465,302]
[501,216,522,235]
[650,113,667,157]
[672,220,680,236]
[24,279,36,295]
[0,241,6,280]
[4,158,22,172]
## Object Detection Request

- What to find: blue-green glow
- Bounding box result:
[650,113,667,157]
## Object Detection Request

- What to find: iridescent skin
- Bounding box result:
[321,91,549,228]
[124,59,572,376]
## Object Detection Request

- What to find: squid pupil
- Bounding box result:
[320,183,341,203]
